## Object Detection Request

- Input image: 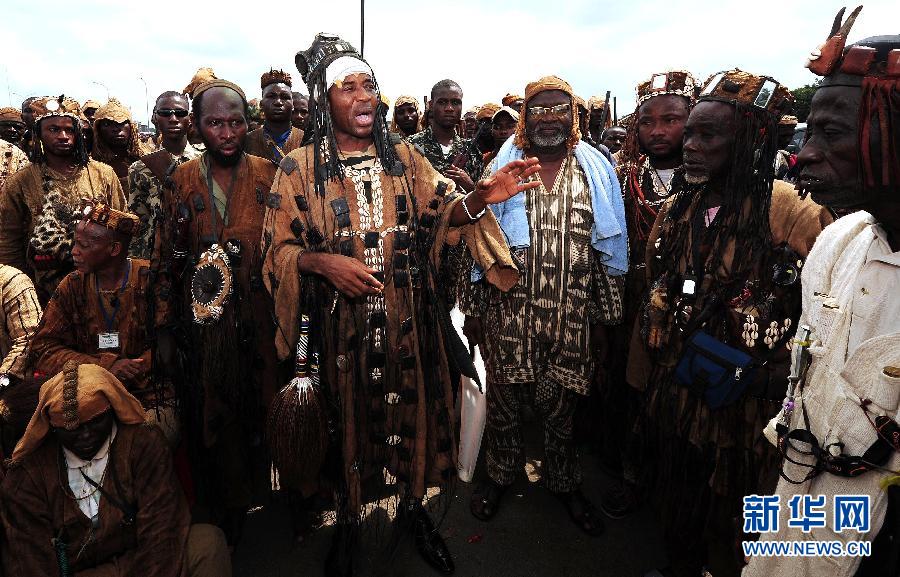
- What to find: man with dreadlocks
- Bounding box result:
[151,78,278,549]
[596,71,698,520]
[91,98,151,190]
[0,96,126,304]
[263,33,534,576]
[245,69,304,166]
[127,91,203,259]
[745,8,900,577]
[467,75,627,538]
[391,95,421,138]
[627,70,832,577]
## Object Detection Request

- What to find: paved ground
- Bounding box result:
[234,427,667,577]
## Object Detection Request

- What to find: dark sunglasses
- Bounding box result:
[156,109,189,118]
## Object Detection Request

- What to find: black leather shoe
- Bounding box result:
[324,526,353,577]
[408,505,455,574]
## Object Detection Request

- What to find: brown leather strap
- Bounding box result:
[140,149,175,183]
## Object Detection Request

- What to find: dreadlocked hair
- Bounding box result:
[30,116,89,166]
[305,61,401,197]
[859,76,900,190]
[656,102,779,298]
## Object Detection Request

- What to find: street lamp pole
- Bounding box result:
[138,76,150,126]
[91,81,110,100]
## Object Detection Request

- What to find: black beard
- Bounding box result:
[644,145,682,167]
[201,132,245,167]
[208,147,244,167]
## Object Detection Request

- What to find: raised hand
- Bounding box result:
[475,157,541,205]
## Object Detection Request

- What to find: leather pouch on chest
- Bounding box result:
[675,330,757,410]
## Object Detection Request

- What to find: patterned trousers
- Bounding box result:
[484,375,582,493]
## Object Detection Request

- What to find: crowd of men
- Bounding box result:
[0,7,896,577]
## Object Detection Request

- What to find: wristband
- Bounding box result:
[461,195,486,222]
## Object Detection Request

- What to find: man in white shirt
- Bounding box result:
[744,11,900,577]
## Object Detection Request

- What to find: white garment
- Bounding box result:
[439,142,453,157]
[325,55,373,88]
[748,212,900,577]
[63,423,117,523]
[848,225,900,354]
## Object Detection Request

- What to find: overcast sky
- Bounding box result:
[2,0,898,124]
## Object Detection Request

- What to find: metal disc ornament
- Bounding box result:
[191,244,233,324]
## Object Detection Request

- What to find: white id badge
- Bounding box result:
[98,332,120,350]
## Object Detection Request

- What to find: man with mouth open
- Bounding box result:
[263,33,535,576]
[628,70,832,577]
[151,78,278,550]
[127,91,202,259]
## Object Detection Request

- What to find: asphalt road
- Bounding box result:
[233,429,667,577]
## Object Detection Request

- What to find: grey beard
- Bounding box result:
[684,172,709,184]
[529,128,566,148]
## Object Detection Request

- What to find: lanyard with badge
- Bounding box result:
[96,259,130,350]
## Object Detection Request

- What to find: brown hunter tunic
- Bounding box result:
[626,180,833,565]
[1,424,190,577]
[30,259,162,408]
[153,153,277,439]
[263,142,517,511]
[0,264,41,380]
[0,160,126,303]
[243,126,303,166]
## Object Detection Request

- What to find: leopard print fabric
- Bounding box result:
[28,173,81,259]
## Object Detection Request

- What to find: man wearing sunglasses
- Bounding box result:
[745,10,900,577]
[468,75,627,538]
[126,91,202,259]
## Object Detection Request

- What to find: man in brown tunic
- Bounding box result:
[264,34,533,575]
[1,362,190,577]
[244,68,303,166]
[91,99,150,190]
[0,263,42,457]
[0,96,126,304]
[628,70,833,577]
[152,79,277,547]
[599,70,698,518]
[29,203,178,439]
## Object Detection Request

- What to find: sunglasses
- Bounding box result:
[527,103,571,118]
[155,109,189,118]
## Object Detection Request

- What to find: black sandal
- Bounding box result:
[470,479,508,521]
[556,489,605,537]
